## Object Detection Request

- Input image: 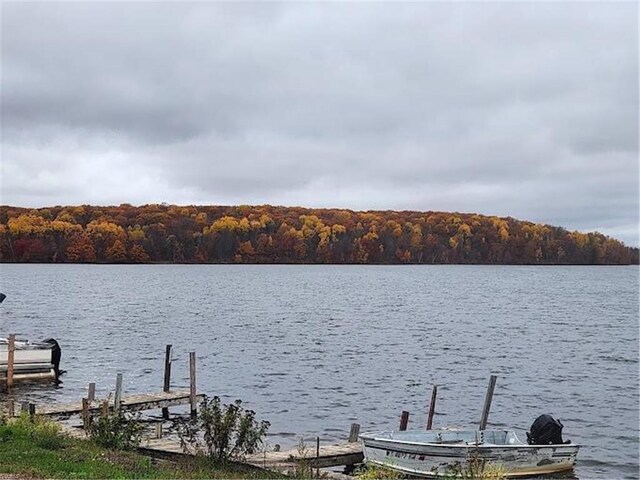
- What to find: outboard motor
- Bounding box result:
[42,338,63,380]
[527,414,566,445]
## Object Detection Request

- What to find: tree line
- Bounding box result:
[0,204,637,265]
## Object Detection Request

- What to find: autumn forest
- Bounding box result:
[0,204,637,265]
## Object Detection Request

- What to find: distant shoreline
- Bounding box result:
[2,204,637,265]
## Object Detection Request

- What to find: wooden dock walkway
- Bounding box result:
[139,437,363,474]
[35,390,204,416]
[246,442,364,470]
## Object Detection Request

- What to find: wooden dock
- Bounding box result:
[139,436,364,474]
[34,390,204,416]
[1,342,366,478]
[246,442,364,470]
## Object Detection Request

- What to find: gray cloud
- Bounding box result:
[1,2,638,246]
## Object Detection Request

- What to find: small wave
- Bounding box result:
[266,432,298,438]
[598,355,638,364]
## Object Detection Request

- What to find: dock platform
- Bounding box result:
[140,437,364,473]
[34,390,204,416]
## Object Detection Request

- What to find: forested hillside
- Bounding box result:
[0,204,637,265]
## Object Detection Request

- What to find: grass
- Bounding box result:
[0,415,284,479]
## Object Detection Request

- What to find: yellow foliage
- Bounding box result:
[259,214,272,227]
[195,212,208,226]
[572,231,588,249]
[86,221,125,239]
[457,223,472,236]
[50,220,81,234]
[208,216,240,234]
[128,226,146,243]
[331,224,346,235]
[55,211,76,223]
[238,217,250,233]
[8,215,49,235]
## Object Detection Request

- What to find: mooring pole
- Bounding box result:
[426,385,438,430]
[348,423,360,442]
[162,344,172,419]
[7,334,15,389]
[479,375,498,430]
[316,437,320,478]
[114,373,123,413]
[399,410,410,431]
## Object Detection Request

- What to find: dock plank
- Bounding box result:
[37,390,204,416]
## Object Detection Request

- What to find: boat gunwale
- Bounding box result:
[364,458,577,479]
[360,432,581,450]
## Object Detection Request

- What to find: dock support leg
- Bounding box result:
[189,352,197,419]
[162,344,172,420]
[399,411,410,431]
[82,398,90,431]
[114,373,123,413]
[426,385,437,430]
[7,334,15,390]
[348,423,360,442]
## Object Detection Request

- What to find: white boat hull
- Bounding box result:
[0,339,56,381]
[361,430,580,478]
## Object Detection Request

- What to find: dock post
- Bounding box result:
[348,423,360,442]
[189,352,197,418]
[114,373,123,413]
[28,403,36,418]
[7,399,14,417]
[82,398,90,431]
[426,385,438,430]
[479,375,498,430]
[316,437,320,478]
[101,400,109,416]
[399,410,410,431]
[162,344,172,420]
[7,334,15,389]
[155,423,163,439]
[88,383,96,402]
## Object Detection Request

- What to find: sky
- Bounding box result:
[1,2,638,247]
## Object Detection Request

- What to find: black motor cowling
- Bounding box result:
[527,414,565,445]
[42,338,63,380]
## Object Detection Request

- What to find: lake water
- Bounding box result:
[0,264,638,478]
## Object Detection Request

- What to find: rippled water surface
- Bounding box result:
[0,265,638,478]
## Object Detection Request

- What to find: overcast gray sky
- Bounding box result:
[1,2,638,246]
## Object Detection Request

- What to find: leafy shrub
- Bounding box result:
[176,395,270,462]
[89,409,143,450]
[354,463,402,480]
